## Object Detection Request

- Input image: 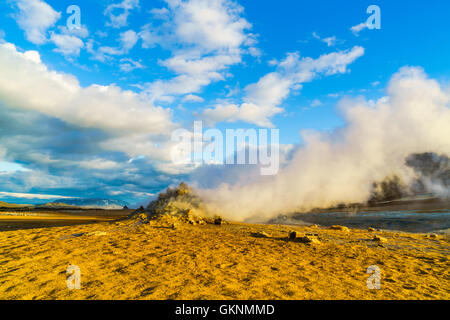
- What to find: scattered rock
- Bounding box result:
[138,213,148,222]
[330,225,350,232]
[289,231,297,240]
[87,231,108,236]
[214,216,223,225]
[306,233,319,237]
[297,235,321,244]
[373,235,387,243]
[253,231,270,238]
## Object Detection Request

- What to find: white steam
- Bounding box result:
[195,67,450,221]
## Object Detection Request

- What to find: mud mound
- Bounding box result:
[136,183,220,227]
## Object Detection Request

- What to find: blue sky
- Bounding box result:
[0,0,449,205]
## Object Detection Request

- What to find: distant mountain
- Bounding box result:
[0,201,32,208]
[51,198,129,209]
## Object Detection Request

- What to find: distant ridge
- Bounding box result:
[50,198,129,209]
[0,201,32,208]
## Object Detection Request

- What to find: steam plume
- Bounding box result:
[194,67,450,221]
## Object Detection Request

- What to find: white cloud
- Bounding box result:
[150,7,170,19]
[310,99,323,107]
[141,0,256,102]
[104,0,140,28]
[120,29,139,51]
[0,42,173,135]
[12,0,61,44]
[119,58,144,72]
[57,25,89,38]
[322,36,337,47]
[0,191,76,200]
[96,30,108,38]
[166,0,251,52]
[50,33,84,56]
[182,94,204,103]
[371,81,380,87]
[201,46,365,127]
[312,32,337,47]
[0,41,187,171]
[98,30,139,56]
[350,22,368,36]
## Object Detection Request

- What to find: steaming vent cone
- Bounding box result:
[131,183,223,227]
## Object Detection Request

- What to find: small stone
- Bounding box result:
[289,231,297,240]
[306,233,319,237]
[330,225,350,232]
[297,235,321,244]
[254,231,270,238]
[368,227,376,232]
[138,213,148,221]
[429,234,439,239]
[373,235,387,243]
[214,217,223,225]
[88,231,107,236]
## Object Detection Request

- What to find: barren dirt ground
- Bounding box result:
[0,216,449,300]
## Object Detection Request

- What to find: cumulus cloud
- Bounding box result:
[197,67,450,222]
[201,46,365,127]
[11,0,61,44]
[50,33,84,56]
[140,0,256,102]
[0,39,195,202]
[0,59,183,205]
[0,42,172,134]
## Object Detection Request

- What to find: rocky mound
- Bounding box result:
[135,183,222,228]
